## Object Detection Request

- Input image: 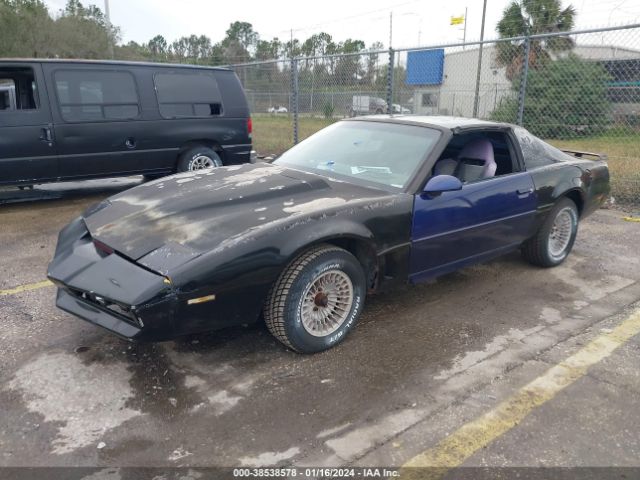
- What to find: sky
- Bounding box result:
[42,0,640,50]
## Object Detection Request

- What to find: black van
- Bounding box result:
[0,59,252,187]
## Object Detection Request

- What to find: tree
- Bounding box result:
[0,0,54,57]
[491,55,611,138]
[116,40,148,60]
[365,41,384,85]
[53,0,119,59]
[221,21,257,63]
[496,0,576,79]
[148,35,168,60]
[255,38,281,61]
[171,37,188,62]
[334,38,365,85]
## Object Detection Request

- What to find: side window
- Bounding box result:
[0,67,39,111]
[432,131,518,183]
[54,69,139,122]
[154,71,222,119]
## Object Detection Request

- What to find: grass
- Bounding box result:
[251,115,639,203]
[252,114,337,155]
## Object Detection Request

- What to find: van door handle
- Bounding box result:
[40,127,52,144]
[125,138,136,149]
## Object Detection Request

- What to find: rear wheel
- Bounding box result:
[521,197,579,267]
[264,244,366,353]
[177,146,222,172]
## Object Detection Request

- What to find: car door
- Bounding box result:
[0,63,58,185]
[42,63,147,178]
[409,131,537,283]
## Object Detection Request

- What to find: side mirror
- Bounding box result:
[423,175,463,196]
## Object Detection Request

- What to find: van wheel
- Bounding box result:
[177,146,222,172]
[263,244,366,353]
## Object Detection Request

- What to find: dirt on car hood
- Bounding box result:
[83,163,388,273]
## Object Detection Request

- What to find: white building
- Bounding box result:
[410,44,640,119]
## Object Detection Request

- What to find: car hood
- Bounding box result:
[83,163,391,274]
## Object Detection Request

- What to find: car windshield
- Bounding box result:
[274,121,441,190]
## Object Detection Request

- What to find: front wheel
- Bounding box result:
[264,244,366,353]
[521,197,579,267]
[177,146,222,172]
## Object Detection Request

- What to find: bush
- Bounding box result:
[322,102,334,119]
[491,54,612,139]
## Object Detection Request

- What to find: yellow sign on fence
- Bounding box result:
[450,15,465,25]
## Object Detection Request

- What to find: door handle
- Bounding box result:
[125,138,136,149]
[40,127,52,144]
[517,188,534,195]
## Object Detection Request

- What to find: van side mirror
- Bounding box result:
[423,175,463,196]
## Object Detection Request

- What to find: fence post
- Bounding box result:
[386,48,395,114]
[516,35,531,126]
[291,57,299,145]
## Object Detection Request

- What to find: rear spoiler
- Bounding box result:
[561,149,608,161]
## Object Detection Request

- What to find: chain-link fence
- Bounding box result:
[229,23,640,203]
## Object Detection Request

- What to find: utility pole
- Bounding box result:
[104,0,114,58]
[462,7,468,49]
[472,0,488,118]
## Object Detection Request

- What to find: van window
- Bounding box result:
[154,71,222,118]
[0,67,39,110]
[54,70,139,122]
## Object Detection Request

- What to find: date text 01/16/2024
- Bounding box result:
[232,467,400,477]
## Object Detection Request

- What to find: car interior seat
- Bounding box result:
[434,138,497,183]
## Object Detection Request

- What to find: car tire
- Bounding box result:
[177,146,222,172]
[264,244,366,353]
[521,197,579,267]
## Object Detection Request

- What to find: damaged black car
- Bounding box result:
[48,116,609,353]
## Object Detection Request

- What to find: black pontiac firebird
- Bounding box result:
[48,116,609,353]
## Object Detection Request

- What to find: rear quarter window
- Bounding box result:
[515,127,568,169]
[154,71,222,119]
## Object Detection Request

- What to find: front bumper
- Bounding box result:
[56,288,142,340]
[48,217,178,341]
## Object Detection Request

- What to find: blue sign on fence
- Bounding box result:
[406,49,445,85]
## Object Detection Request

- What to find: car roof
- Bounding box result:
[349,114,514,131]
[0,58,231,71]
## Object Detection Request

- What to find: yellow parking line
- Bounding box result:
[401,308,640,477]
[0,280,53,297]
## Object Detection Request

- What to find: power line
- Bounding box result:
[259,0,424,38]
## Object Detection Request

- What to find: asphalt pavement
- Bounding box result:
[1,179,639,478]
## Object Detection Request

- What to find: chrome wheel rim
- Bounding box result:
[548,207,575,259]
[301,270,354,337]
[189,155,215,170]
